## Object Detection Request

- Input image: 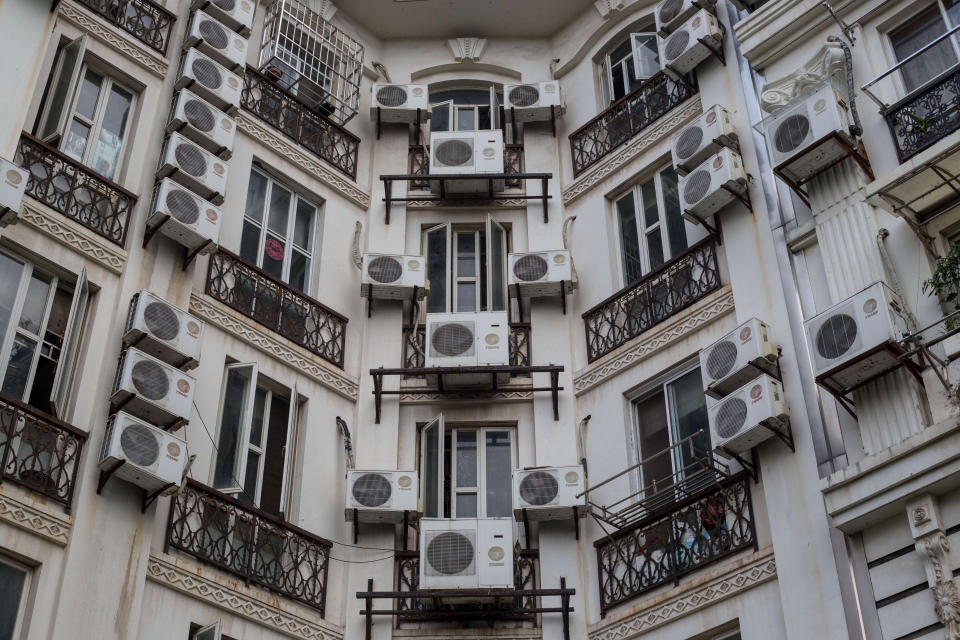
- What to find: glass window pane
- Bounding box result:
[891,6,957,92]
[63,119,90,162]
[667,368,710,477]
[616,194,643,283]
[2,336,38,401]
[293,200,315,250]
[646,228,664,269]
[89,84,132,179]
[641,179,659,227]
[490,225,506,311]
[457,282,477,312]
[632,34,660,78]
[426,227,447,313]
[478,106,491,130]
[267,185,291,236]
[262,235,285,280]
[947,0,960,26]
[625,53,642,94]
[456,493,478,517]
[611,61,627,101]
[39,40,83,140]
[240,220,261,265]
[479,231,487,312]
[610,38,634,64]
[457,107,475,131]
[213,367,253,490]
[457,233,476,277]
[245,172,268,223]
[0,254,25,348]
[289,251,309,293]
[636,391,672,492]
[423,421,441,517]
[76,69,103,120]
[0,560,27,640]
[484,431,512,518]
[661,169,688,257]
[250,387,267,446]
[19,273,51,335]
[431,102,450,132]
[241,451,260,505]
[456,431,477,487]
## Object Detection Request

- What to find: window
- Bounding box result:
[429,88,502,133]
[631,365,710,497]
[240,168,318,293]
[424,218,508,314]
[420,415,516,518]
[0,250,87,417]
[889,1,960,92]
[615,166,688,285]
[601,31,661,104]
[0,555,30,640]
[191,621,223,640]
[37,36,136,180]
[212,363,299,519]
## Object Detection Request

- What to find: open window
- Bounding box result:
[601,29,661,104]
[423,217,509,314]
[428,88,503,135]
[192,621,222,640]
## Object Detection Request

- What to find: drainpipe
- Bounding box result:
[577,414,591,499]
[877,228,919,332]
[336,416,355,470]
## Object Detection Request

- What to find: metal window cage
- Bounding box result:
[258,0,364,125]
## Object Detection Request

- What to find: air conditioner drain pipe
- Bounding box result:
[336,416,355,470]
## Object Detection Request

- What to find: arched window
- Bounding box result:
[600,29,660,104]
[429,88,503,132]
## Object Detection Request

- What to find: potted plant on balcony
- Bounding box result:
[923,242,960,360]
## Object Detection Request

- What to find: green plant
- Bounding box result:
[923,242,960,330]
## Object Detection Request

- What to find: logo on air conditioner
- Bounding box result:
[5,170,22,186]
[187,321,201,337]
[221,118,233,131]
[565,470,580,484]
[739,326,752,342]
[485,333,500,346]
[398,475,413,488]
[488,546,505,562]
[750,384,763,402]
[177,379,191,396]
[213,163,225,176]
[553,254,566,264]
[482,147,496,158]
[813,98,827,113]
[713,155,724,169]
[228,77,240,88]
[167,442,182,460]
[412,87,424,97]
[706,112,717,125]
[206,209,219,222]
[408,259,421,270]
[233,39,244,50]
[544,83,557,93]
[242,0,252,8]
[692,16,702,28]
[863,298,878,316]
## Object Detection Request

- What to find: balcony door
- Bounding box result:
[424,217,508,314]
[428,88,502,135]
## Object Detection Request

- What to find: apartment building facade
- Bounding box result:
[0,0,954,639]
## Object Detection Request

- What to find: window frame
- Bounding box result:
[886,0,960,95]
[600,28,661,105]
[428,87,501,134]
[422,218,509,314]
[0,554,31,640]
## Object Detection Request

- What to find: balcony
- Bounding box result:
[402,322,531,369]
[73,0,176,54]
[582,237,721,363]
[884,65,960,163]
[569,73,696,177]
[166,480,332,613]
[0,392,87,512]
[205,249,348,369]
[15,132,135,246]
[241,66,360,179]
[409,144,525,190]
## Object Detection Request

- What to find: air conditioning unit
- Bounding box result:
[804,281,910,394]
[123,290,205,370]
[512,465,586,521]
[176,49,242,114]
[679,147,748,220]
[659,10,723,75]
[425,312,510,386]
[710,374,788,456]
[344,470,419,523]
[503,81,562,123]
[0,157,27,226]
[761,83,855,184]
[370,84,429,123]
[191,0,254,36]
[157,133,228,205]
[429,130,505,195]
[168,89,236,160]
[670,104,738,174]
[419,518,513,590]
[148,179,222,254]
[360,254,427,300]
[508,250,574,298]
[656,0,718,35]
[184,10,248,73]
[109,348,195,428]
[700,318,778,399]
[99,411,187,493]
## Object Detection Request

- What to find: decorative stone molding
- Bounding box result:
[0,490,72,546]
[309,0,337,21]
[594,0,626,18]
[190,294,359,400]
[146,554,344,640]
[58,1,168,78]
[907,495,960,639]
[588,550,777,639]
[399,390,534,403]
[561,97,701,205]
[406,197,528,209]
[236,112,370,209]
[574,287,734,394]
[759,43,846,114]
[448,38,487,62]
[20,201,127,274]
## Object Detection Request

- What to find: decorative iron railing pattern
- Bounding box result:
[241,66,360,179]
[583,237,721,362]
[569,73,696,176]
[74,0,176,54]
[205,249,347,368]
[595,474,755,616]
[0,393,86,511]
[395,545,539,619]
[166,480,332,613]
[408,144,525,189]
[16,132,135,246]
[402,322,531,369]
[886,65,960,163]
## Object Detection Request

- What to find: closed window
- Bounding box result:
[889,1,960,92]
[615,166,688,285]
[429,88,502,133]
[420,415,515,519]
[601,31,661,104]
[0,555,30,640]
[240,168,318,293]
[424,218,508,314]
[37,36,136,180]
[212,363,299,519]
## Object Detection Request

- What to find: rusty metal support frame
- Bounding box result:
[356,579,576,640]
[369,364,564,423]
[379,173,553,224]
[814,341,924,418]
[774,133,874,204]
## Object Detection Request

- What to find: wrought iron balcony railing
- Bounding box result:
[408,144,524,189]
[402,322,531,369]
[241,66,361,179]
[582,237,721,363]
[569,73,696,176]
[205,249,348,369]
[594,473,756,616]
[74,0,176,55]
[166,480,333,613]
[16,132,135,246]
[0,392,87,512]
[885,64,960,163]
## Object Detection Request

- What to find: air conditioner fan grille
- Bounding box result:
[513,254,549,282]
[376,85,408,108]
[191,57,223,90]
[425,531,475,576]
[715,397,748,439]
[352,473,392,507]
[664,29,690,62]
[434,139,474,167]
[165,188,201,224]
[683,168,712,205]
[174,143,208,177]
[675,125,704,160]
[212,0,235,9]
[199,19,230,50]
[144,301,181,341]
[184,99,216,132]
[509,85,540,107]
[131,359,170,400]
[816,313,858,360]
[774,114,811,153]
[658,0,685,22]
[430,323,475,357]
[120,423,160,467]
[367,256,403,283]
[706,340,738,382]
[519,471,559,506]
